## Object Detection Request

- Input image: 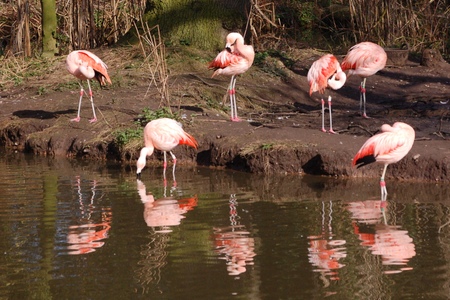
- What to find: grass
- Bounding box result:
[0,55,61,89]
[115,127,143,147]
[114,107,182,148]
[135,107,180,126]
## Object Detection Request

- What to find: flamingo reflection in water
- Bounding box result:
[307,201,347,283]
[134,179,198,292]
[66,176,112,255]
[347,199,416,274]
[137,179,197,233]
[213,194,256,276]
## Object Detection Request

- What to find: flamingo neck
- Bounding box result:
[328,70,346,90]
[79,64,96,80]
[136,146,154,174]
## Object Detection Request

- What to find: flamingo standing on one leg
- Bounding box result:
[353,122,415,199]
[307,54,347,133]
[66,50,112,123]
[341,42,387,118]
[209,32,255,122]
[136,118,198,182]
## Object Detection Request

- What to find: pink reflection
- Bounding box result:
[371,224,416,270]
[347,199,416,274]
[213,194,256,276]
[307,201,346,281]
[308,238,347,280]
[66,214,112,255]
[137,179,197,233]
[66,177,112,255]
[347,200,385,225]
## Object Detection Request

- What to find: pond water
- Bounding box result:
[1,152,450,299]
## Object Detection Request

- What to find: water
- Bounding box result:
[1,153,450,299]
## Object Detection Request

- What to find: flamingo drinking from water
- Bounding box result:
[353,122,415,199]
[341,42,387,118]
[66,50,112,123]
[209,32,255,122]
[307,54,346,133]
[136,118,198,181]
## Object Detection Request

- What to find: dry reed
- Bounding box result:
[134,21,171,112]
[348,0,450,53]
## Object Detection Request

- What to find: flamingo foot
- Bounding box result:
[89,117,97,123]
[321,128,327,133]
[362,113,371,119]
[231,117,242,122]
[71,116,81,122]
[328,129,338,134]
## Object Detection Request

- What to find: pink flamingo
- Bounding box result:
[341,42,387,118]
[307,54,346,133]
[209,32,255,122]
[353,122,415,198]
[136,118,198,180]
[66,50,112,123]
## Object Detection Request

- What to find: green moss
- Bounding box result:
[144,0,247,51]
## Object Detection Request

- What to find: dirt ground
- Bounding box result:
[1,46,450,182]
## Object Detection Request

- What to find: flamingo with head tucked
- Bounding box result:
[209,32,254,122]
[66,50,112,123]
[353,122,415,199]
[307,54,346,134]
[341,42,387,118]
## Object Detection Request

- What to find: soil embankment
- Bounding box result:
[1,47,450,182]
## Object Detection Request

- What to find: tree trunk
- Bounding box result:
[24,0,31,57]
[13,0,32,57]
[41,0,58,57]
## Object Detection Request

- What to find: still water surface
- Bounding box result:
[1,153,450,299]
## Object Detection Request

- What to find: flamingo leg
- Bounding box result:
[228,76,235,121]
[381,207,387,223]
[380,163,389,199]
[169,151,177,186]
[359,78,369,118]
[71,81,85,122]
[163,151,168,185]
[232,76,238,121]
[229,75,241,122]
[86,80,97,123]
[321,98,326,132]
[328,96,336,134]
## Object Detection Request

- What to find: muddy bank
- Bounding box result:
[1,47,450,183]
[1,115,449,183]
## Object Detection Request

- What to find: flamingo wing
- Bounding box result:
[146,118,197,151]
[209,50,249,77]
[77,51,112,85]
[209,50,236,68]
[353,131,409,167]
[307,54,339,95]
[341,42,387,77]
[178,131,198,148]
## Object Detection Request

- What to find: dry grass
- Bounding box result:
[349,0,450,53]
[134,22,171,112]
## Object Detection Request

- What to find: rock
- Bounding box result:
[421,48,446,67]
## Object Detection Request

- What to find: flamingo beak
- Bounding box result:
[226,46,232,53]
